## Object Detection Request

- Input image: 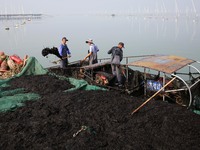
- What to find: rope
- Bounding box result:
[0,63,23,79]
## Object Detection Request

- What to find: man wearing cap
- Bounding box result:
[83,39,99,65]
[108,42,124,86]
[58,37,71,69]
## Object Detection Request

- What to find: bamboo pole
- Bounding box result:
[131,77,176,115]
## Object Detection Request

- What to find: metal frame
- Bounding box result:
[163,73,166,101]
[144,68,147,97]
[165,63,200,108]
[170,74,192,108]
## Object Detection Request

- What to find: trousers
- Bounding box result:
[60,58,68,69]
[111,64,121,84]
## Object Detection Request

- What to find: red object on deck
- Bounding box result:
[10,55,23,64]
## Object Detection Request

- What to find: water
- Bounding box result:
[0,14,200,68]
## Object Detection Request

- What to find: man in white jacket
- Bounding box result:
[83,39,99,65]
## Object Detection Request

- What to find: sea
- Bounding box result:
[0,13,200,68]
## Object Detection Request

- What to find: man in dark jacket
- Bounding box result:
[108,42,124,86]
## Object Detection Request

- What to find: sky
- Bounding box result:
[0,0,200,15]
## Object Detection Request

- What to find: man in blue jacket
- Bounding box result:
[108,42,124,87]
[58,37,71,69]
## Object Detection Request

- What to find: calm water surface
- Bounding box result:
[0,14,200,67]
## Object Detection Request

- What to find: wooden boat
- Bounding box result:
[43,48,200,109]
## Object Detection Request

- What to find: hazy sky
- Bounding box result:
[0,0,200,15]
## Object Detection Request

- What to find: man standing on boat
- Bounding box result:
[58,37,71,69]
[83,39,99,65]
[108,42,124,87]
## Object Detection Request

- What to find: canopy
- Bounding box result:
[127,55,195,74]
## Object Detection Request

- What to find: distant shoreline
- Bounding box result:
[0,14,42,20]
[0,14,42,17]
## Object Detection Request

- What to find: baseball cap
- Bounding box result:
[118,42,125,48]
[62,37,68,41]
[85,39,93,43]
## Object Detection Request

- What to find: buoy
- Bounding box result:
[15,24,19,28]
[21,21,26,25]
[10,55,23,65]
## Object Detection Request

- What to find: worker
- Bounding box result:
[83,39,99,65]
[108,42,124,87]
[58,37,71,69]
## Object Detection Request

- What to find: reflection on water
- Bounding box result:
[0,14,200,67]
[127,15,199,41]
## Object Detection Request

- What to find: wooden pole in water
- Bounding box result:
[131,77,176,115]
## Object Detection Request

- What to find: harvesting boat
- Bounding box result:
[42,48,200,109]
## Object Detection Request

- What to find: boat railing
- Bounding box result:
[98,54,156,64]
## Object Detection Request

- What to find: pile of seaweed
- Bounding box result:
[0,75,200,150]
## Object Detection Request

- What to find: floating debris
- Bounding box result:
[21,21,26,25]
[14,24,19,28]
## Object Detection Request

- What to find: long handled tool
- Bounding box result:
[51,56,70,64]
[131,77,176,115]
